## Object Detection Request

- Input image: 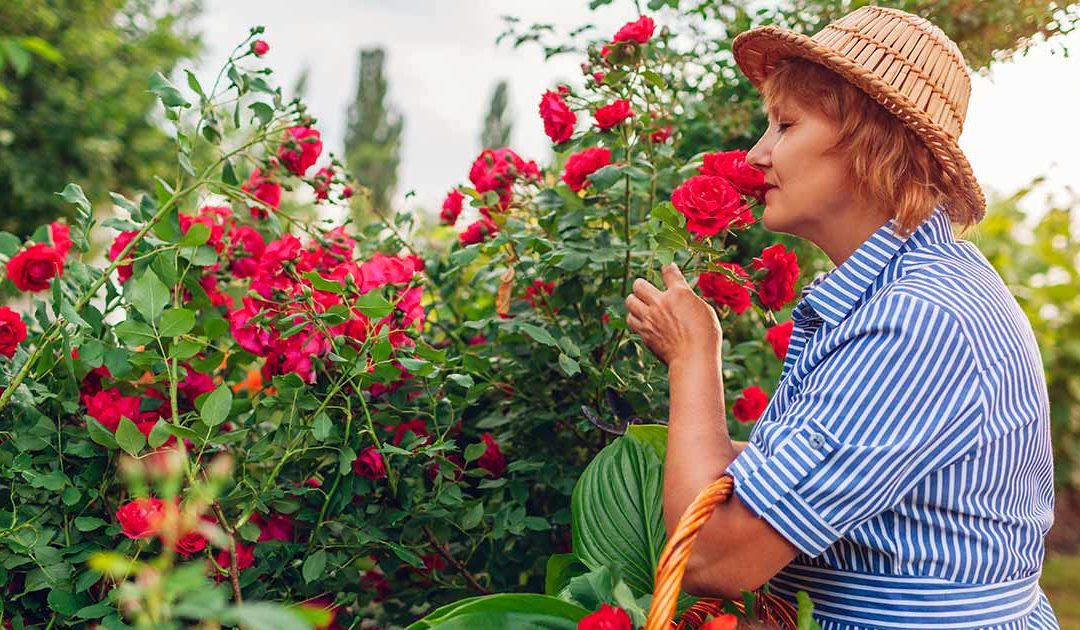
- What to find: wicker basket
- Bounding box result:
[644,475,799,630]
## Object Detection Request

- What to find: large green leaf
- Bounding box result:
[571,431,666,597]
[406,594,588,630]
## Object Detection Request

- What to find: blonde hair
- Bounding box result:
[762,57,972,238]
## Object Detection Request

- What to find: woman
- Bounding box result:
[625,6,1058,629]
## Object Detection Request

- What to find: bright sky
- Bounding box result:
[194,0,1079,220]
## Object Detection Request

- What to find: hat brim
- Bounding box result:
[732,26,986,227]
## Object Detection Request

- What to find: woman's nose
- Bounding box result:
[745,136,770,171]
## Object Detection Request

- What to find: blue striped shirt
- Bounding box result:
[724,206,1058,628]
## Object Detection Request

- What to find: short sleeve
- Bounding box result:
[724,294,986,558]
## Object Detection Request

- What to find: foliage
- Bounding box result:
[0,0,202,237]
[345,48,405,221]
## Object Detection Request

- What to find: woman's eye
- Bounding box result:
[777,122,791,132]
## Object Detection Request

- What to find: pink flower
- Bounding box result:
[459,218,499,246]
[312,166,334,201]
[440,189,464,225]
[278,126,323,176]
[242,168,282,219]
[251,40,270,56]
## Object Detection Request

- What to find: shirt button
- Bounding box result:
[808,432,826,450]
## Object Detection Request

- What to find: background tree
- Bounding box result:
[480,80,513,149]
[344,48,404,221]
[0,0,202,236]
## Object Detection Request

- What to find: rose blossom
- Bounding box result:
[700,615,739,630]
[385,418,430,446]
[458,218,499,246]
[50,222,73,258]
[578,603,632,630]
[440,189,464,225]
[0,307,27,358]
[251,40,269,56]
[696,263,752,314]
[476,433,506,477]
[278,126,322,176]
[766,320,794,360]
[352,446,387,480]
[84,387,141,432]
[649,125,673,144]
[468,147,537,207]
[539,90,576,144]
[699,149,769,201]
[312,166,334,201]
[524,279,557,312]
[613,16,655,43]
[671,175,753,238]
[108,231,139,283]
[116,498,166,540]
[251,512,294,542]
[242,168,282,218]
[732,386,769,423]
[561,147,611,192]
[214,543,255,576]
[752,244,799,310]
[593,99,632,130]
[5,244,64,292]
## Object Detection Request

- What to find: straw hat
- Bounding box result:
[732,5,986,226]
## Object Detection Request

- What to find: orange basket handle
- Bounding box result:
[643,474,798,630]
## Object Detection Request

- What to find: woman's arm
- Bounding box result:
[625,265,799,599]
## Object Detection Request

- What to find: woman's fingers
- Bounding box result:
[631,277,663,304]
[624,293,648,319]
[626,312,645,334]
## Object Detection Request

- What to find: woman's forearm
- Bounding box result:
[663,351,740,538]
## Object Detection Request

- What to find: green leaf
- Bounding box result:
[302,549,327,583]
[129,269,170,323]
[114,320,156,346]
[57,183,92,216]
[571,435,666,597]
[48,589,86,615]
[464,442,487,462]
[249,101,274,126]
[557,353,581,377]
[405,594,588,630]
[115,417,146,456]
[518,323,558,347]
[220,603,310,630]
[355,290,394,320]
[461,503,484,530]
[74,517,108,532]
[545,553,588,596]
[626,424,668,459]
[85,417,118,449]
[148,71,191,108]
[177,222,211,247]
[184,69,206,99]
[642,70,667,89]
[587,165,623,191]
[797,590,823,630]
[199,384,232,427]
[311,413,332,441]
[148,420,172,448]
[159,308,195,337]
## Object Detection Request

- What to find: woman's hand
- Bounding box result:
[624,263,723,368]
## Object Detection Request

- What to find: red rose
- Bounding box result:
[649,125,673,144]
[458,218,499,246]
[242,168,283,218]
[468,147,533,206]
[352,446,387,480]
[467,334,488,345]
[5,243,64,292]
[174,520,211,557]
[578,603,632,630]
[593,99,632,130]
[251,39,270,56]
[83,387,141,432]
[116,498,166,540]
[592,72,606,83]
[696,263,752,314]
[765,320,794,360]
[108,231,139,284]
[699,150,769,201]
[525,279,557,312]
[700,614,739,630]
[671,175,753,238]
[475,433,506,477]
[562,147,611,192]
[732,386,769,423]
[752,244,799,310]
[612,16,655,43]
[50,222,73,258]
[0,307,27,359]
[214,542,255,576]
[251,512,294,542]
[278,126,322,176]
[312,166,334,201]
[539,90,577,144]
[385,418,430,446]
[440,189,464,225]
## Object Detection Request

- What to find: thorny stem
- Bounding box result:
[422,525,490,595]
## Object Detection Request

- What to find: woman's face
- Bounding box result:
[746,97,854,238]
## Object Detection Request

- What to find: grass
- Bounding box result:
[1042,551,1080,627]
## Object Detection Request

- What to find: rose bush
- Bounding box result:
[0,6,833,630]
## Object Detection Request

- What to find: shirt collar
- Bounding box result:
[797,205,954,328]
